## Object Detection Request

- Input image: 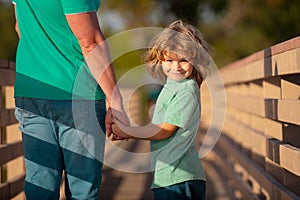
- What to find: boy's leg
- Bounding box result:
[184,180,206,200]
[153,180,206,200]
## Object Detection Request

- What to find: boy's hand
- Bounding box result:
[111,119,131,139]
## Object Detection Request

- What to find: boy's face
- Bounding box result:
[161,53,193,81]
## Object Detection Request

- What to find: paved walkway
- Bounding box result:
[98,139,231,200]
[99,167,153,200]
[99,139,153,200]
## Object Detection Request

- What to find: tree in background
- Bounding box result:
[198,0,300,66]
[1,0,299,68]
[100,0,300,68]
[0,2,18,60]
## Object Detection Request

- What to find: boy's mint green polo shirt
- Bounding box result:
[13,0,105,100]
[151,78,206,189]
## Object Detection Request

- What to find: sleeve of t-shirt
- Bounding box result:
[61,0,99,14]
[164,88,198,129]
[152,83,199,129]
[12,0,17,4]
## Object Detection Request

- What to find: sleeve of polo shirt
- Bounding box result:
[61,0,99,14]
[165,88,198,129]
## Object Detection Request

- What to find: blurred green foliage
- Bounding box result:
[100,0,300,68]
[113,50,145,80]
[0,2,18,60]
[1,0,300,69]
[198,0,300,67]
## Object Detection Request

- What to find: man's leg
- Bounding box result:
[56,100,106,199]
[15,97,63,200]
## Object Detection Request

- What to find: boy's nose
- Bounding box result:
[172,61,181,70]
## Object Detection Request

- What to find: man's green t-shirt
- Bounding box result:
[13,0,105,100]
[151,78,206,189]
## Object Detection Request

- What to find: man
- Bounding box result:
[13,0,126,199]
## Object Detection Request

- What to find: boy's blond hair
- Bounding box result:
[145,19,211,87]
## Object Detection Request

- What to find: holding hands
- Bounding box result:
[105,107,131,141]
[111,118,131,139]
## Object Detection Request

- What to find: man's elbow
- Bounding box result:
[78,39,98,57]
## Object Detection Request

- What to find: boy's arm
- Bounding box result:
[112,120,178,141]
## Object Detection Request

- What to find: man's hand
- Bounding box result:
[105,107,114,138]
[105,107,130,141]
[111,119,131,139]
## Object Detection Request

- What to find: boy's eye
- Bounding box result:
[180,59,188,63]
[166,59,173,62]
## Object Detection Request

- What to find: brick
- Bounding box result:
[278,100,300,126]
[263,76,282,99]
[281,74,300,100]
[264,118,283,141]
[280,144,300,176]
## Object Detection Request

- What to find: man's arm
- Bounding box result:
[65,12,128,136]
[65,12,121,107]
[13,4,20,38]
